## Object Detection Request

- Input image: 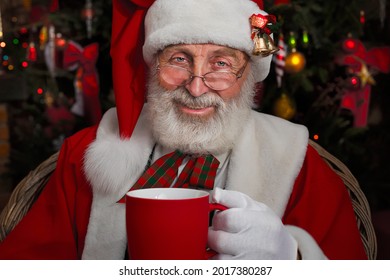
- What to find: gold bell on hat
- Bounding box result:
[253,33,279,57]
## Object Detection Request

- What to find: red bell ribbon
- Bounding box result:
[250,14,277,38]
[63,41,102,125]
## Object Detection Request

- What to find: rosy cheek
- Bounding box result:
[219,86,242,101]
[159,77,178,91]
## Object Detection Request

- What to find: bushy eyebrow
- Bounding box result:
[160,45,246,64]
[211,47,241,62]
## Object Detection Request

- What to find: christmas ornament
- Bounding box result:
[337,37,390,127]
[273,93,296,120]
[63,41,101,125]
[273,34,286,88]
[359,10,365,25]
[357,63,376,87]
[39,26,48,50]
[284,50,306,73]
[250,14,279,57]
[26,42,37,62]
[82,0,95,39]
[44,24,56,76]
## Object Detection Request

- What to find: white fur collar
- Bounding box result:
[82,108,154,259]
[227,112,309,217]
[81,107,309,259]
[83,108,154,201]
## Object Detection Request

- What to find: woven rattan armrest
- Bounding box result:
[0,152,59,242]
[309,140,377,259]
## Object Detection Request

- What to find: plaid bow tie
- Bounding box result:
[117,150,220,203]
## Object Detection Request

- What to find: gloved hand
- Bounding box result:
[208,188,298,260]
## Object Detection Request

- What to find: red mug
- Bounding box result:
[126,188,226,260]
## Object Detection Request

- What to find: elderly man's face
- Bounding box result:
[157,44,250,120]
[147,44,255,155]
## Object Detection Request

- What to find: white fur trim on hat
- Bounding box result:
[143,0,272,82]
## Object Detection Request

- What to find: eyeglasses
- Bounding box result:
[156,61,248,91]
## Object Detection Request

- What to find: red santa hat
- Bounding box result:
[111,0,269,139]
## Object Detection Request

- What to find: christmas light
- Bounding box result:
[22,61,28,68]
[13,38,20,45]
[0,5,3,39]
[288,32,297,49]
[313,134,319,141]
[351,77,359,86]
[302,30,309,46]
[19,27,28,34]
[0,42,6,48]
[360,10,366,25]
[55,34,67,49]
[82,0,95,39]
[8,65,14,71]
[37,88,44,95]
[3,55,8,60]
[343,38,356,52]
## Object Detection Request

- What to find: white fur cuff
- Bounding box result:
[285,225,328,260]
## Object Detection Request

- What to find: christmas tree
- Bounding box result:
[0,0,113,183]
[261,0,390,211]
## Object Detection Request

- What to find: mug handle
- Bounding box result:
[205,203,228,259]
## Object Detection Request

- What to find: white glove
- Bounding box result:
[208,188,298,260]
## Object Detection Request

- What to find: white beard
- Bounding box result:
[146,69,256,155]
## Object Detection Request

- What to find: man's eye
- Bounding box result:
[170,57,187,63]
[213,60,234,70]
[216,61,228,67]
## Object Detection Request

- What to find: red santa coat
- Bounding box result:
[0,108,367,259]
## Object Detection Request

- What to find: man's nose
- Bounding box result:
[185,75,210,97]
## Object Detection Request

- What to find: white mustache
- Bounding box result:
[170,89,224,109]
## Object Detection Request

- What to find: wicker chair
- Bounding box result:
[0,142,377,259]
[0,152,59,242]
[308,140,377,259]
